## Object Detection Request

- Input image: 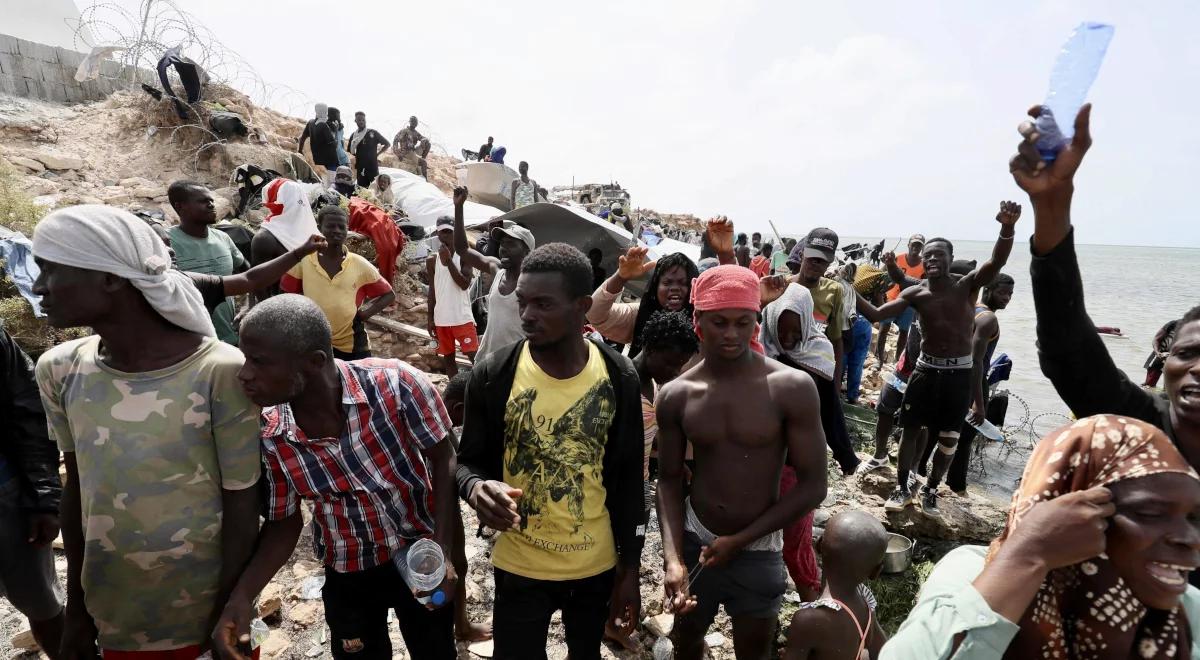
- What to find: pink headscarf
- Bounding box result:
[689,265,764,355]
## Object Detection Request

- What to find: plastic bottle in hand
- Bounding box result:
[1035,22,1115,161]
[394,538,447,606]
[653,636,674,660]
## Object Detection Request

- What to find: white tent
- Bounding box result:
[379,167,497,228]
[475,203,702,296]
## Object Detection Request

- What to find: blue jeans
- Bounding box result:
[844,315,873,402]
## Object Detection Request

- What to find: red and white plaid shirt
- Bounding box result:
[260,358,452,572]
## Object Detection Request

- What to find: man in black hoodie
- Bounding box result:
[0,328,63,654]
[456,243,644,660]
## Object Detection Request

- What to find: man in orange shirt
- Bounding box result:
[874,234,925,365]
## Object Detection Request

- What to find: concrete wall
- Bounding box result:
[0,33,156,104]
[0,0,92,51]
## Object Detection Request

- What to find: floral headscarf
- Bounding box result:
[990,415,1198,659]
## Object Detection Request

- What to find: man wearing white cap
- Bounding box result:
[31,205,262,659]
[451,187,536,361]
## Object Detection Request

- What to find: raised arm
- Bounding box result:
[601,246,655,297]
[705,217,737,265]
[701,370,826,566]
[440,244,473,289]
[1011,104,1091,256]
[883,251,920,290]
[587,247,652,337]
[1006,105,1159,420]
[223,234,325,297]
[963,201,1020,292]
[452,187,501,274]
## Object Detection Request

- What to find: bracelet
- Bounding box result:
[998,233,1015,241]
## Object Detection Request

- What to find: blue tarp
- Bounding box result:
[0,232,44,317]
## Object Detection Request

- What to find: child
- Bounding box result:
[440,369,493,642]
[785,511,889,659]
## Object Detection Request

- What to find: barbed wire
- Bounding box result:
[66,0,314,118]
[968,390,1073,489]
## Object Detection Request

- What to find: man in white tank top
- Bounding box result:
[428,217,478,377]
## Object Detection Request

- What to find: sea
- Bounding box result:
[839,237,1200,500]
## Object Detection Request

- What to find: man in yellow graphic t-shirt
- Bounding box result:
[456,243,645,660]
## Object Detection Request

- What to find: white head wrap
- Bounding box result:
[315,103,328,121]
[32,205,216,337]
[759,283,835,380]
[260,178,319,252]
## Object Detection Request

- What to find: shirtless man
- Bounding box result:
[658,265,826,660]
[855,201,1020,515]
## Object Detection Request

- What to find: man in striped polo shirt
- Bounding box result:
[215,295,459,660]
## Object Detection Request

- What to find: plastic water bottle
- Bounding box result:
[395,538,447,606]
[249,618,270,649]
[1035,22,1115,161]
[885,372,908,394]
[652,636,674,660]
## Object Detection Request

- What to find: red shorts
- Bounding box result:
[435,323,479,356]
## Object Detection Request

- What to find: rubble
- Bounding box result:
[0,79,1015,660]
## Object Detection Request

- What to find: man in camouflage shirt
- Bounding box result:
[31,205,262,659]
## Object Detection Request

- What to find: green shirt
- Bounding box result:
[36,336,261,651]
[881,545,1200,659]
[168,227,246,345]
[806,276,845,341]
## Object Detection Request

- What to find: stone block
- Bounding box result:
[55,46,83,67]
[0,34,20,55]
[13,38,34,57]
[0,73,15,95]
[47,82,69,103]
[23,77,45,99]
[0,52,24,77]
[40,64,62,84]
[37,42,58,64]
[77,79,101,99]
[8,156,45,173]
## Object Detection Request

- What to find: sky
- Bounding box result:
[90,0,1200,246]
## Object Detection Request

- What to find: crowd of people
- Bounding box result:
[0,99,1198,660]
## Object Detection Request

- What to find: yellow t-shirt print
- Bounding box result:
[494,342,618,580]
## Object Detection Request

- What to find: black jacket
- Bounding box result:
[0,327,60,512]
[1031,229,1173,439]
[456,338,645,566]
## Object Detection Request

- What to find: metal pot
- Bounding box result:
[882,533,914,574]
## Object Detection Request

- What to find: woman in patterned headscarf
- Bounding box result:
[883,414,1200,659]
